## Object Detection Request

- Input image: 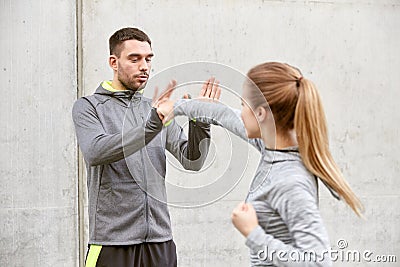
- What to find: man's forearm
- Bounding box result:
[73,101,163,166]
[185,119,211,169]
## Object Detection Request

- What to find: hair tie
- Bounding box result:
[296,76,303,87]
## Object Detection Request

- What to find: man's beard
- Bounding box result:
[117,66,148,91]
[119,77,143,91]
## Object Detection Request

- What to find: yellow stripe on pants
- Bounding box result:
[86,245,102,267]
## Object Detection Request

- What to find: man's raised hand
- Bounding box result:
[152,79,176,108]
[198,77,221,101]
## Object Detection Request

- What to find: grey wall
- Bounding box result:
[1,0,399,266]
[0,0,78,266]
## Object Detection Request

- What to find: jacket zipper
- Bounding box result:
[131,96,150,242]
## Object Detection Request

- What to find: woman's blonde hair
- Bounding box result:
[247,62,363,216]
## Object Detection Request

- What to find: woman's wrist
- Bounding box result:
[243,224,259,237]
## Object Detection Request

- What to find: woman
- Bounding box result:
[156,62,363,266]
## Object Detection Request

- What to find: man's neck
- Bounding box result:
[111,78,127,91]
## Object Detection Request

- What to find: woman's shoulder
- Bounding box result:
[269,161,318,197]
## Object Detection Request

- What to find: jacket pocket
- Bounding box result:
[95,182,146,242]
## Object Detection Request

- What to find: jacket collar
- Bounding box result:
[97,80,144,97]
[94,81,144,107]
[263,146,340,200]
[263,147,301,164]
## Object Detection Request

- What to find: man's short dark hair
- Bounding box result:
[109,27,152,57]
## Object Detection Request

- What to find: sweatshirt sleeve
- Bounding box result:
[165,119,211,171]
[173,99,264,151]
[72,97,163,166]
[245,177,332,266]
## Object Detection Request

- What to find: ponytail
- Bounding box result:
[295,78,363,216]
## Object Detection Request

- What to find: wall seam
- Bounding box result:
[76,0,84,266]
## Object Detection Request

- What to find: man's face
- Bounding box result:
[114,40,153,91]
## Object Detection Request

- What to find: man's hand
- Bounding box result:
[156,100,175,124]
[152,80,176,121]
[231,202,259,237]
[197,77,221,101]
[152,80,176,108]
[155,77,222,124]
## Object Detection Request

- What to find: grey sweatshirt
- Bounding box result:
[174,99,335,266]
[72,84,210,245]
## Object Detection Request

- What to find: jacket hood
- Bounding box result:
[94,81,145,107]
[95,82,144,97]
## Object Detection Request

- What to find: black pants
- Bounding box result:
[86,240,177,267]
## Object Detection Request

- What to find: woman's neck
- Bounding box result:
[262,129,298,150]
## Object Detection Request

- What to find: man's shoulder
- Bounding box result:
[73,84,108,107]
[72,96,95,119]
[73,95,96,108]
[72,87,106,115]
[141,95,152,104]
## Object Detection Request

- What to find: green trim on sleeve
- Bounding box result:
[85,245,102,267]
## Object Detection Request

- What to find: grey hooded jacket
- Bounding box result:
[174,99,336,266]
[72,84,210,245]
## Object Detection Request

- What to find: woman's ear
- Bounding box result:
[109,55,118,71]
[256,106,268,122]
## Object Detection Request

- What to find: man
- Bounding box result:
[72,27,212,267]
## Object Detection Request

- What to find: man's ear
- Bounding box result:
[109,55,118,71]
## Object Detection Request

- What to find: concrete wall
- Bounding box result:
[0,0,78,266]
[1,0,399,266]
